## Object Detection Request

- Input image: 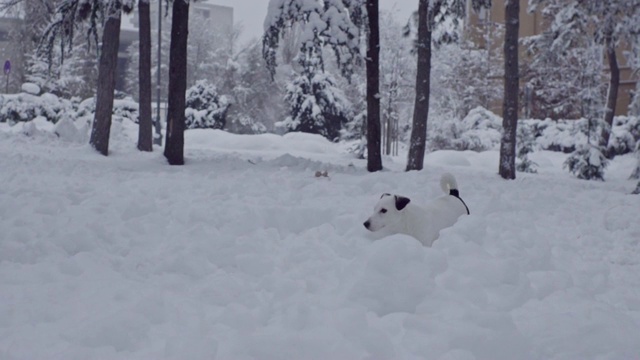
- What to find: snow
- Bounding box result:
[1,125,639,359]
[21,83,41,95]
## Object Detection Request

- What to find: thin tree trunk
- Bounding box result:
[137,0,153,152]
[406,0,431,171]
[154,0,163,146]
[366,0,382,172]
[601,34,619,151]
[631,144,640,179]
[164,0,189,165]
[499,0,519,180]
[90,13,122,156]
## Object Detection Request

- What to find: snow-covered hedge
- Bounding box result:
[74,97,139,125]
[0,90,74,125]
[429,106,502,151]
[185,80,230,130]
[429,107,639,156]
[528,116,639,156]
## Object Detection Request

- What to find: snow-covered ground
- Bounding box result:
[1,123,639,360]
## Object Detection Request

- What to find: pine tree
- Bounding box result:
[499,0,519,180]
[263,0,368,161]
[137,0,152,152]
[164,0,189,165]
[365,0,382,171]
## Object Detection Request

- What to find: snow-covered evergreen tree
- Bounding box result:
[184,80,230,130]
[263,0,362,141]
[563,117,609,181]
[564,144,608,181]
[516,123,538,173]
[262,0,362,80]
[280,70,351,141]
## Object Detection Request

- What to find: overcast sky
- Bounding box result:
[208,0,416,45]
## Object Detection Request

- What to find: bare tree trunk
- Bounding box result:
[406,0,431,171]
[385,98,392,155]
[137,0,153,152]
[366,0,382,172]
[600,34,619,152]
[164,0,189,165]
[154,0,163,146]
[631,144,640,179]
[90,12,122,156]
[499,0,519,180]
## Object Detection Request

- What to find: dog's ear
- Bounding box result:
[395,195,410,211]
[380,193,391,199]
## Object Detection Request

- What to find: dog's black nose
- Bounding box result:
[363,221,370,229]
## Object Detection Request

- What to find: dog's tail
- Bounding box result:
[440,173,459,194]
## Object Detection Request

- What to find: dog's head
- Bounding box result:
[363,193,411,232]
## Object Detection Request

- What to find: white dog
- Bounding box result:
[363,173,469,246]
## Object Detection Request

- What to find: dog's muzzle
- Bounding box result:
[363,220,371,229]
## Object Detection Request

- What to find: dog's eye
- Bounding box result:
[380,209,387,214]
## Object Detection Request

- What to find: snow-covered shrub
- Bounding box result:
[113,98,139,123]
[452,107,502,151]
[563,144,608,181]
[516,124,538,173]
[185,80,230,130]
[280,72,352,142]
[73,97,139,125]
[607,116,640,157]
[0,91,74,125]
[228,114,267,135]
[534,119,585,153]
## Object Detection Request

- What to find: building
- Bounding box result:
[464,0,638,117]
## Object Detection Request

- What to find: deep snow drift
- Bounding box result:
[0,124,639,360]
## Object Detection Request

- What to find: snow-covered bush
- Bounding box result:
[0,90,74,125]
[113,98,139,123]
[228,115,267,135]
[527,116,639,157]
[73,97,139,125]
[533,118,585,153]
[607,116,640,157]
[185,80,230,130]
[564,144,608,181]
[454,107,502,151]
[280,72,352,142]
[428,107,501,151]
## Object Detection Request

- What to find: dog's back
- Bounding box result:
[407,174,469,246]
